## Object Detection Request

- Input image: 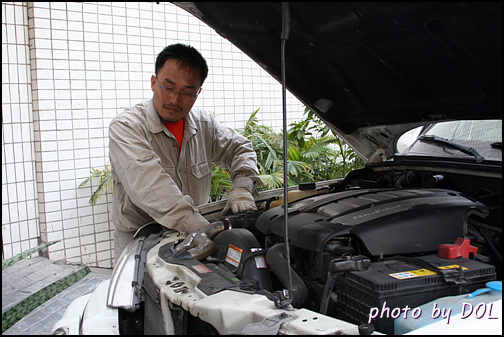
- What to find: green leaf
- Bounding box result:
[79,164,113,206]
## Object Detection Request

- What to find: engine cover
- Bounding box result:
[256,188,489,256]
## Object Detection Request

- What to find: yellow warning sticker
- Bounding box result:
[226,244,243,267]
[389,265,468,280]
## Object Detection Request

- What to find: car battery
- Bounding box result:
[334,254,496,334]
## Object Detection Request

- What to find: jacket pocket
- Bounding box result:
[191,160,211,179]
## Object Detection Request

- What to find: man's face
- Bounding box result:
[151,58,202,123]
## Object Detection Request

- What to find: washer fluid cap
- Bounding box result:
[467,281,502,298]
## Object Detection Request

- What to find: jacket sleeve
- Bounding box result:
[109,117,208,233]
[207,113,264,195]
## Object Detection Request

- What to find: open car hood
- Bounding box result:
[174,2,502,161]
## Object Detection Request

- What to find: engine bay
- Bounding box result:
[142,164,501,334]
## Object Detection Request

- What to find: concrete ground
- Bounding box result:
[2,256,112,335]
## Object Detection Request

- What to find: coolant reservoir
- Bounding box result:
[394,281,502,334]
[269,182,317,208]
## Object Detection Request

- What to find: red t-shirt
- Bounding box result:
[163,119,184,153]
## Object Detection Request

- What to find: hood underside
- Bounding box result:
[175,2,502,160]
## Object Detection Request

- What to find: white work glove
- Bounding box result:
[174,221,225,260]
[219,187,257,216]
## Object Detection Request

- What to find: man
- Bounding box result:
[109,43,262,260]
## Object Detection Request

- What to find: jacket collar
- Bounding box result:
[146,99,198,137]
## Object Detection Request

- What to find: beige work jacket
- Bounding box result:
[109,99,262,234]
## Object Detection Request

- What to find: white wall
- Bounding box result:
[2,2,304,267]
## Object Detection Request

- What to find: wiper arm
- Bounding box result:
[418,135,485,163]
[491,142,502,149]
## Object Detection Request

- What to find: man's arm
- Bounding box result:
[205,112,264,214]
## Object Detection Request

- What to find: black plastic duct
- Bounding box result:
[266,243,308,308]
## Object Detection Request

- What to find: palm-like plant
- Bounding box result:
[238,108,313,190]
[209,164,233,202]
[287,107,365,182]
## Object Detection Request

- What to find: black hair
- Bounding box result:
[155,43,208,85]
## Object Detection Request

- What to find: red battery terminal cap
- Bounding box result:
[438,237,478,259]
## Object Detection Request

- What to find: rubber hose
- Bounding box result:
[266,243,308,308]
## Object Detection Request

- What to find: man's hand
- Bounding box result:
[219,187,257,216]
[174,221,225,260]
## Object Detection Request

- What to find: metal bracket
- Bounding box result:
[240,312,293,335]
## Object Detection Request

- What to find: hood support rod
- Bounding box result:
[279,1,294,310]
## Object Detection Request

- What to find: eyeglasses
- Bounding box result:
[156,77,200,101]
